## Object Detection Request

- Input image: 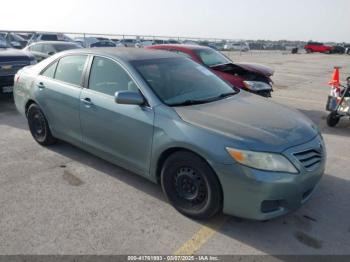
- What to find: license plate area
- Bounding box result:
[2,86,13,93]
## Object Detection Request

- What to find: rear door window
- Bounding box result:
[54,55,87,86]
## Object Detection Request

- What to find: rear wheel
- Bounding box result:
[161,151,222,219]
[27,103,56,146]
[327,112,340,127]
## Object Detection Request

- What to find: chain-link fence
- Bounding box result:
[1,29,307,52]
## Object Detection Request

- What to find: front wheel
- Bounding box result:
[327,112,340,127]
[27,103,56,146]
[161,151,222,219]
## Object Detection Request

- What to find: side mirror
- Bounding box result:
[115,91,145,105]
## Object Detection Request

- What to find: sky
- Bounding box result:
[1,0,350,42]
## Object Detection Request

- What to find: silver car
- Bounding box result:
[23,41,81,62]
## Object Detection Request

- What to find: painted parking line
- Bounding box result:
[173,215,229,255]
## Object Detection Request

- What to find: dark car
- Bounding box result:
[331,45,346,54]
[0,35,36,94]
[23,41,82,62]
[148,44,274,97]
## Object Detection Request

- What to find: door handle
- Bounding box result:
[37,82,45,89]
[81,97,93,106]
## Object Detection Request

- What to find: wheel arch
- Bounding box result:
[25,99,37,117]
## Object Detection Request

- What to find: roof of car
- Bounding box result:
[29,41,79,46]
[63,47,181,61]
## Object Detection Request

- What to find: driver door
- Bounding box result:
[79,56,154,175]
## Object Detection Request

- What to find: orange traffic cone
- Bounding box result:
[329,67,341,97]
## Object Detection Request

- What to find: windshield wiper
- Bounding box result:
[169,99,212,107]
[217,92,237,98]
[169,92,237,107]
[209,62,232,68]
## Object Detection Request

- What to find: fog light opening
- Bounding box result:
[261,200,285,213]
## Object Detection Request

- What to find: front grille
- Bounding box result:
[293,146,323,171]
[0,75,14,87]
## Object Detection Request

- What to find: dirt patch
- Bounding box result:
[294,231,323,249]
[63,170,84,186]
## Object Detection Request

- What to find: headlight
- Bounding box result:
[226,147,298,173]
[243,81,272,91]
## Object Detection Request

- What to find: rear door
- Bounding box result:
[34,55,88,145]
[79,56,154,174]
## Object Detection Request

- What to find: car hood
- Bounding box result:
[234,62,274,77]
[174,92,317,152]
[0,48,32,62]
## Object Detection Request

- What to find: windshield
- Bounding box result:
[194,49,231,67]
[0,36,9,48]
[132,57,237,106]
[54,43,80,52]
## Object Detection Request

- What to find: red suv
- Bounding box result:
[304,42,333,53]
[147,44,274,97]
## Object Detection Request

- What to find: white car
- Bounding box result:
[28,33,74,45]
[224,42,250,52]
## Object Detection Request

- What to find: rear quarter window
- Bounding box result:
[41,61,58,78]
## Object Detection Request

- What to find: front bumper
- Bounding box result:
[212,136,326,220]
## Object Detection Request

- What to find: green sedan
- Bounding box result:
[13,48,326,220]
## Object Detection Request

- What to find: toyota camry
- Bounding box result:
[14,48,326,220]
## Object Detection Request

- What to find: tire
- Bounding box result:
[161,151,222,219]
[327,112,340,127]
[27,103,56,146]
[306,49,312,53]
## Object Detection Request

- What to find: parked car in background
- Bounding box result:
[148,44,274,97]
[331,45,346,54]
[138,40,154,48]
[17,33,34,41]
[182,40,199,45]
[0,35,36,94]
[153,39,169,45]
[13,48,325,220]
[74,37,116,48]
[24,41,81,62]
[28,33,74,44]
[167,39,181,44]
[224,42,250,52]
[117,39,138,47]
[304,42,332,53]
[345,44,350,55]
[0,32,28,49]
